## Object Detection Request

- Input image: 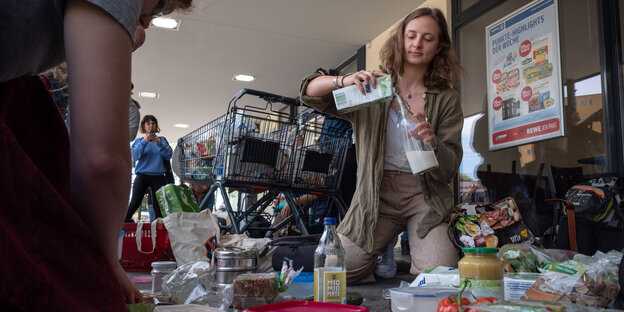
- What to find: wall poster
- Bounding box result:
[485,0,564,151]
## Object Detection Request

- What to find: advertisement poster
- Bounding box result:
[485,0,564,151]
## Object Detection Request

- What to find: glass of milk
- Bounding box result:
[394,90,439,174]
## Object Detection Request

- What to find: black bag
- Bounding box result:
[260,234,321,272]
[163,158,175,184]
[563,176,623,222]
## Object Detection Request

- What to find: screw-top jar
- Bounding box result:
[458,247,503,299]
[151,261,177,294]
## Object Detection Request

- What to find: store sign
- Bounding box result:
[485,0,564,151]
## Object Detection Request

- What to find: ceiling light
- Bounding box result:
[139,91,160,99]
[151,17,181,31]
[233,74,256,82]
[174,124,190,128]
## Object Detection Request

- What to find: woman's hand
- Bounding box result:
[144,132,159,143]
[410,112,438,149]
[343,70,387,95]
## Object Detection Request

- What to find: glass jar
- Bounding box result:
[151,261,177,294]
[458,247,503,299]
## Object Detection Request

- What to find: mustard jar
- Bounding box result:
[458,247,503,299]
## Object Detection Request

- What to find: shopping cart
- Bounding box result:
[177,114,227,184]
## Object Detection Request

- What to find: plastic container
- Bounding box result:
[314,217,346,304]
[151,261,177,294]
[458,247,504,299]
[120,222,175,271]
[243,300,369,311]
[386,287,472,312]
[394,89,439,175]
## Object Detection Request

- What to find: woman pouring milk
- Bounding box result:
[299,7,464,284]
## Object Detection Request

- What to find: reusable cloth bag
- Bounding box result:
[163,210,220,267]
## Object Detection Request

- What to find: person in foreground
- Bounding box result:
[299,7,464,284]
[125,115,173,222]
[0,0,191,309]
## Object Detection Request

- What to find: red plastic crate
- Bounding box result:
[120,222,175,271]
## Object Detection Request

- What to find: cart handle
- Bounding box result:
[233,88,300,106]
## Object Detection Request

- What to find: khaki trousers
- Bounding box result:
[340,170,459,284]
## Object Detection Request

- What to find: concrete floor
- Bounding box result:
[127,247,415,311]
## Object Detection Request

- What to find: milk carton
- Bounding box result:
[332,75,392,113]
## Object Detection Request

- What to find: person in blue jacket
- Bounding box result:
[125,114,173,221]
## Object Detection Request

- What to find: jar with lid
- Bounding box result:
[458,247,503,299]
[151,261,177,294]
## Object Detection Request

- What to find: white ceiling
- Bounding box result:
[131,0,425,142]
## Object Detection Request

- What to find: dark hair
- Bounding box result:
[140,115,160,134]
[175,0,194,11]
[379,7,461,89]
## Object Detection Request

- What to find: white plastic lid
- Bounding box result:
[151,261,177,272]
[389,287,472,311]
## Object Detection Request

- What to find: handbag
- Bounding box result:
[260,234,321,272]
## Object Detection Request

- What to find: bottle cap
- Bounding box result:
[324,217,337,225]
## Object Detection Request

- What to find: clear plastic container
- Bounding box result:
[394,89,438,175]
[314,217,346,304]
[386,287,472,312]
[151,261,177,294]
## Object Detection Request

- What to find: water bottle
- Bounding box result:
[394,89,439,174]
[313,217,347,304]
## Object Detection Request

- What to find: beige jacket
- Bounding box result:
[299,72,464,253]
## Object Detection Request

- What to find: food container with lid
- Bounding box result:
[385,286,472,312]
[151,261,177,294]
[214,247,258,284]
[458,247,503,299]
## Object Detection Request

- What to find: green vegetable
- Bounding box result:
[502,249,538,272]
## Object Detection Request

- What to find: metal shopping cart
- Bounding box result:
[176,90,351,237]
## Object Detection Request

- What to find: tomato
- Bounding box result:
[436,296,471,312]
[465,297,498,312]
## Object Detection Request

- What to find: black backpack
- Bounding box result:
[563,176,624,223]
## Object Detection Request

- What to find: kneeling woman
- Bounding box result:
[125,115,172,222]
[299,8,463,283]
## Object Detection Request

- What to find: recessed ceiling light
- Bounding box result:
[174,123,190,128]
[139,91,160,99]
[233,74,256,82]
[151,17,181,31]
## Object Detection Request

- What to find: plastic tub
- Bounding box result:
[387,287,472,312]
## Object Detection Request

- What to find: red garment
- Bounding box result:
[0,76,125,311]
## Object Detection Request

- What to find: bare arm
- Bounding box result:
[64,0,139,303]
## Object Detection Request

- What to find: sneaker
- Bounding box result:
[374,237,397,279]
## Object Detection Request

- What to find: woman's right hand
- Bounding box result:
[343,70,387,95]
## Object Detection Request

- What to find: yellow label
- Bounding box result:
[315,269,346,304]
[324,271,346,303]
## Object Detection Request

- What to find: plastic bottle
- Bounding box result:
[393,89,439,174]
[313,217,347,304]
